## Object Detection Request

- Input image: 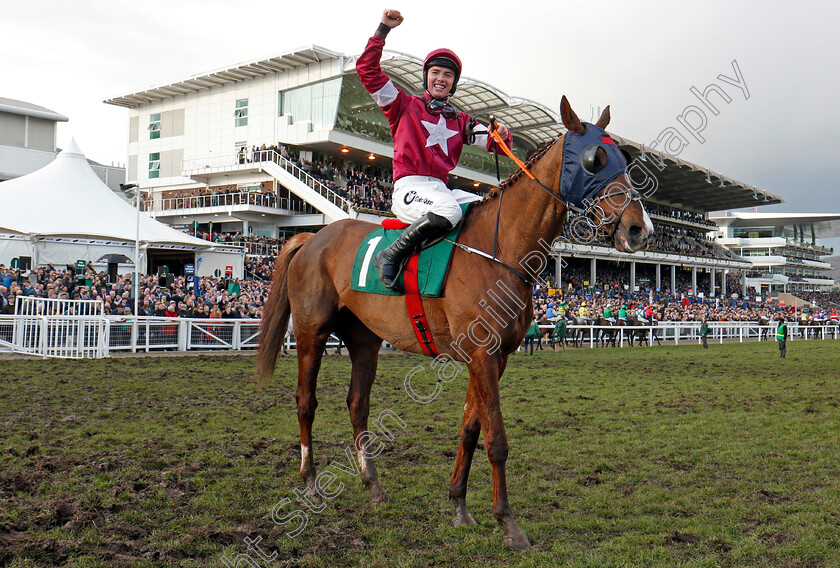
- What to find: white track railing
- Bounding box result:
[0,317,837,358]
[540,321,839,348]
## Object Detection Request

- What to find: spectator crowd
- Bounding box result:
[2,258,838,325]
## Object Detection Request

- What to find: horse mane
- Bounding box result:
[477,138,559,204]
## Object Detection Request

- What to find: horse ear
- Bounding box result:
[595,105,611,129]
[560,95,585,134]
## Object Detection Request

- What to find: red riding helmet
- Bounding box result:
[423,48,462,97]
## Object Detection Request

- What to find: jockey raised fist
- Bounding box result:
[381,9,404,28]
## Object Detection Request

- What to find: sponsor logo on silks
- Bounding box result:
[600,136,615,145]
[403,191,434,206]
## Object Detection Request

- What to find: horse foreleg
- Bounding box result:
[469,355,529,550]
[449,383,480,527]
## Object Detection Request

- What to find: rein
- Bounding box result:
[457,117,640,285]
[484,122,640,243]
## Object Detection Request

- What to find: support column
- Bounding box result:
[722,269,727,297]
[691,266,697,296]
[242,220,250,236]
[741,270,747,297]
[671,265,676,296]
[655,263,661,291]
[630,261,636,293]
[555,255,563,290]
[710,268,716,297]
[590,258,597,287]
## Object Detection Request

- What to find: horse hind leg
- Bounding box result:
[340,316,391,506]
[294,322,333,502]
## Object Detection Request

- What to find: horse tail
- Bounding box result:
[256,233,314,387]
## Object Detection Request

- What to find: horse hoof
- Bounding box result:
[503,529,531,551]
[304,487,321,504]
[452,510,477,527]
[371,490,391,506]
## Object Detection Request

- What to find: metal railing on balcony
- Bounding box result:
[181,149,355,215]
[151,191,314,215]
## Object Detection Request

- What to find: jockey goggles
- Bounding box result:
[425,97,458,119]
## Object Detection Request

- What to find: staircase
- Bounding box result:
[181,149,355,224]
[257,150,354,224]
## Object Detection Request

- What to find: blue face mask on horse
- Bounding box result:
[560,123,629,209]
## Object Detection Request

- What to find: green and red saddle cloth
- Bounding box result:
[351,204,469,356]
[351,204,469,297]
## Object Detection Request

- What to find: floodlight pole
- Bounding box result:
[120,183,140,352]
[135,188,140,319]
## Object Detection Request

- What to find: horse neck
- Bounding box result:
[463,140,566,265]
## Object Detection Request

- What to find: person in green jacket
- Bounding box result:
[603,305,614,322]
[618,304,628,320]
[524,317,540,355]
[699,317,709,349]
[776,317,788,359]
[552,317,567,352]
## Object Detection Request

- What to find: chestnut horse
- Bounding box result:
[257,97,654,549]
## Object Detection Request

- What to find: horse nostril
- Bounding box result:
[629,225,645,241]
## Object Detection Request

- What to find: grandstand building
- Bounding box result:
[0,97,125,192]
[105,45,787,296]
[711,212,839,294]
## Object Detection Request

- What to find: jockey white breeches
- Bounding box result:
[392,176,482,226]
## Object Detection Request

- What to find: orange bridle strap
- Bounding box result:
[490,129,538,182]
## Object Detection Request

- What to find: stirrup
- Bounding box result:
[377,257,409,292]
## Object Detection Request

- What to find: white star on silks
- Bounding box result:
[422,115,458,156]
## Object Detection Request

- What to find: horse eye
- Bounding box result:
[580,145,608,174]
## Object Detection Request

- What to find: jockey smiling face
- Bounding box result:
[426,66,455,99]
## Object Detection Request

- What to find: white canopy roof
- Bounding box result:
[0,140,209,248]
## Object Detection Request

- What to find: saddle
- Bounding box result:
[351,204,470,298]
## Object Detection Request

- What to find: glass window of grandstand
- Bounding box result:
[280,77,342,131]
[149,153,160,179]
[733,227,774,239]
[235,99,248,127]
[149,113,161,140]
[237,184,260,193]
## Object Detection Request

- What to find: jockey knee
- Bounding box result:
[430,202,462,227]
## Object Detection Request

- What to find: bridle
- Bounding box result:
[479,117,640,244]
[581,184,641,241]
[448,118,640,285]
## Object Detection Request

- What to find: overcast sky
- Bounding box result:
[3,0,838,246]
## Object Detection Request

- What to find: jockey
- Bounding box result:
[618,304,628,320]
[578,302,590,319]
[644,304,653,320]
[602,304,615,323]
[357,9,513,291]
[635,305,647,322]
[831,309,839,322]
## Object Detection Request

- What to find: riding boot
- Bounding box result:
[372,212,453,293]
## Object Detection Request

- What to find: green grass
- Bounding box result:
[1,341,839,567]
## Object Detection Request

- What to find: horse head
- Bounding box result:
[559,96,653,253]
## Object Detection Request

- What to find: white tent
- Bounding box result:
[0,139,207,245]
[0,140,243,277]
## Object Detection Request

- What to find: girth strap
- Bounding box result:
[403,254,439,357]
